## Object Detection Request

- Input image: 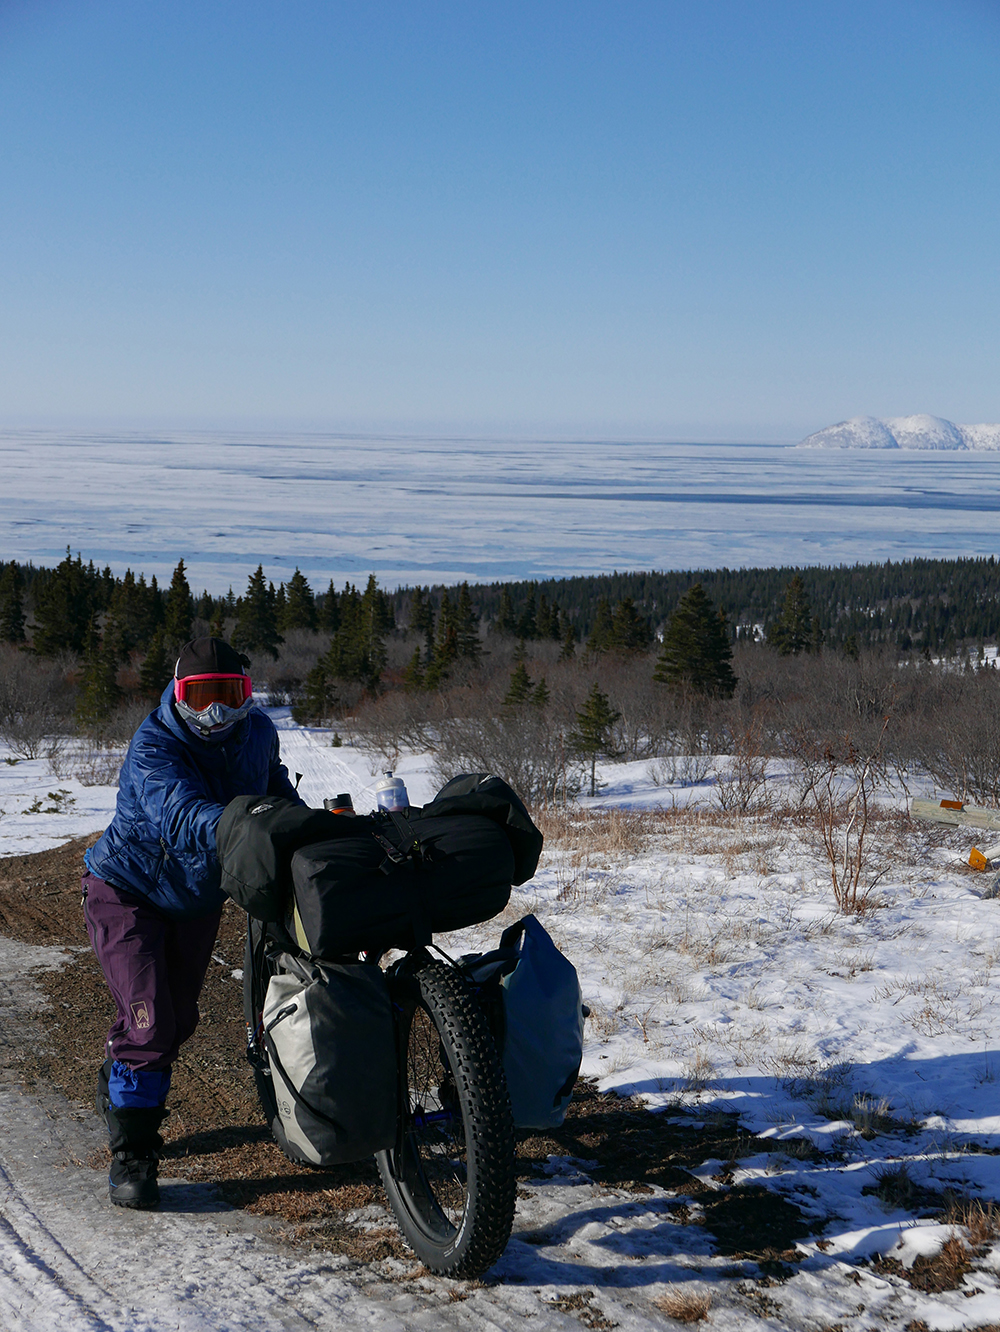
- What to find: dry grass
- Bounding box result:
[652,1288,712,1323]
[868,1162,920,1211]
[850,1092,896,1138]
[871,971,996,1042]
[875,1233,972,1293]
[944,1196,1000,1252]
[682,1051,716,1093]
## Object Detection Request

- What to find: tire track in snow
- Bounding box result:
[0,1158,119,1332]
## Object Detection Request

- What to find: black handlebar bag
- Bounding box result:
[289,811,511,957]
[219,773,544,956]
[289,773,543,958]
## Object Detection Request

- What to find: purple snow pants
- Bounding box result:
[82,873,223,1071]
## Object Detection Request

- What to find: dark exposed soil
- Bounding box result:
[0,834,820,1271]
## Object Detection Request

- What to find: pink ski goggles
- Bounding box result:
[174,673,252,710]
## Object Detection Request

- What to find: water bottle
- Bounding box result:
[323,793,356,816]
[375,771,409,813]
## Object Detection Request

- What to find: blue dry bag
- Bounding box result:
[466,914,585,1130]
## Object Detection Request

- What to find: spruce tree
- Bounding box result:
[570,683,621,796]
[282,568,318,631]
[32,548,97,656]
[559,620,577,661]
[104,569,155,659]
[586,597,614,653]
[455,583,481,659]
[358,574,389,684]
[537,593,554,639]
[424,590,459,688]
[516,592,538,641]
[609,596,653,652]
[531,677,550,709]
[135,573,163,646]
[408,586,436,664]
[0,563,27,644]
[294,659,338,724]
[321,577,386,690]
[769,574,814,656]
[504,661,534,705]
[654,584,737,698]
[403,647,425,692]
[320,580,340,633]
[496,588,517,635]
[409,586,434,646]
[75,619,121,728]
[163,559,193,647]
[138,628,171,700]
[232,565,284,660]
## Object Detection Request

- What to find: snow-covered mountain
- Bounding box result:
[800,412,1000,450]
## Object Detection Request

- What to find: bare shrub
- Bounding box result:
[0,647,77,759]
[434,710,580,809]
[595,656,670,760]
[94,697,154,746]
[55,697,154,784]
[72,742,127,787]
[646,688,726,789]
[715,709,772,814]
[350,688,443,766]
[898,662,1000,806]
[257,629,329,706]
[809,716,891,913]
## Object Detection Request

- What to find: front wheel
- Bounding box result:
[377,958,516,1277]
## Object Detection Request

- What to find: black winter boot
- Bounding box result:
[105,1103,169,1210]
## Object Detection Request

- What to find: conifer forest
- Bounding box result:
[2,549,1000,808]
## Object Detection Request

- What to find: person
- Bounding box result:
[82,636,303,1209]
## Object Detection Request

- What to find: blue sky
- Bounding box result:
[1,0,999,438]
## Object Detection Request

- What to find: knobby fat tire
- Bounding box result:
[245,932,517,1271]
[376,957,517,1277]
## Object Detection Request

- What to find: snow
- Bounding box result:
[801,413,1000,451]
[799,414,900,449]
[5,718,1000,1328]
[885,415,969,451]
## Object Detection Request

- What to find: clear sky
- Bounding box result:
[1,0,999,439]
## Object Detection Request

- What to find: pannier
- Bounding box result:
[463,914,585,1130]
[260,951,397,1165]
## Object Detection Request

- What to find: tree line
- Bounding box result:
[6,550,1000,661]
[0,549,997,738]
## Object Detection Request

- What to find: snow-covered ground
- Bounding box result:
[5,714,1000,1329]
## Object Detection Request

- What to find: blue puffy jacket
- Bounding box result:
[85,682,302,918]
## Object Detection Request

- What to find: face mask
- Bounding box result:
[176,696,256,737]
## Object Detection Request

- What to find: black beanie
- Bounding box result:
[174,637,250,679]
